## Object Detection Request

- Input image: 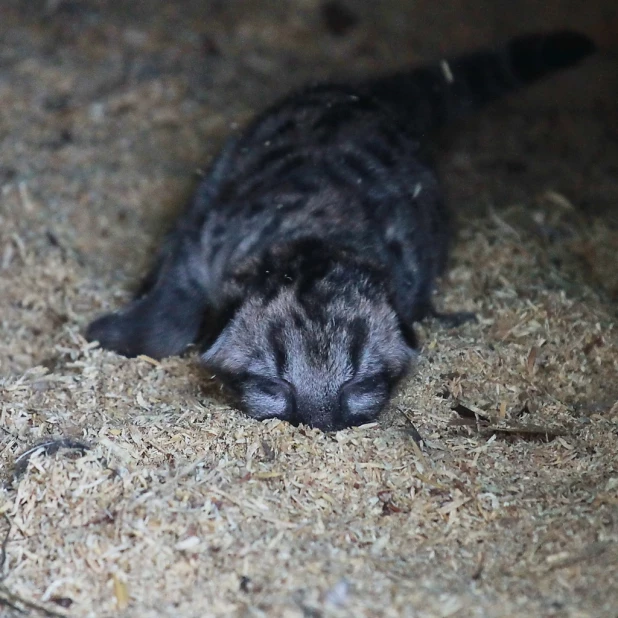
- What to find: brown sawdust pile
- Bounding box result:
[1,1,617,616]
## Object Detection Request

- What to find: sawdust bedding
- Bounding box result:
[1,1,617,616]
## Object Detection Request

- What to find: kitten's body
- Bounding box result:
[87,32,595,430]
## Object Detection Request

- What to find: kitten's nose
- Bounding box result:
[297,400,341,432]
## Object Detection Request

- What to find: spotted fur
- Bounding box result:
[87,31,595,430]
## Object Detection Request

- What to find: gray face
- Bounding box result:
[202,289,415,431]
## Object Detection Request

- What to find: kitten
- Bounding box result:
[87,31,595,430]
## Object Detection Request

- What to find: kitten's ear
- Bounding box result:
[398,318,419,352]
[201,324,249,374]
[201,326,230,368]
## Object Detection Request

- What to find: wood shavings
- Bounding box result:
[541,190,576,211]
[112,573,129,611]
[440,59,454,83]
[137,355,162,367]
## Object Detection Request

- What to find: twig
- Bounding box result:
[0,591,26,614]
[0,515,67,617]
[0,515,11,582]
[0,585,67,617]
[13,439,90,482]
[397,407,425,446]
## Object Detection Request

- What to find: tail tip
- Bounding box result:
[544,30,597,67]
[509,30,596,82]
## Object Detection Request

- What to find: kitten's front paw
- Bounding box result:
[431,308,478,328]
[86,312,140,358]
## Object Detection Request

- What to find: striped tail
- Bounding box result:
[363,31,596,136]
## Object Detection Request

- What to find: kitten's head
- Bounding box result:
[202,276,415,431]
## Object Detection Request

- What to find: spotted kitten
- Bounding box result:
[87,31,595,430]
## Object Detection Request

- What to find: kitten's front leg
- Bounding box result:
[427,305,477,328]
[87,242,210,359]
[86,139,240,359]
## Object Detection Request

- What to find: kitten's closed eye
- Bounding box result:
[240,375,296,422]
[340,373,389,425]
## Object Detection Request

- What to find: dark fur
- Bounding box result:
[87,31,595,430]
